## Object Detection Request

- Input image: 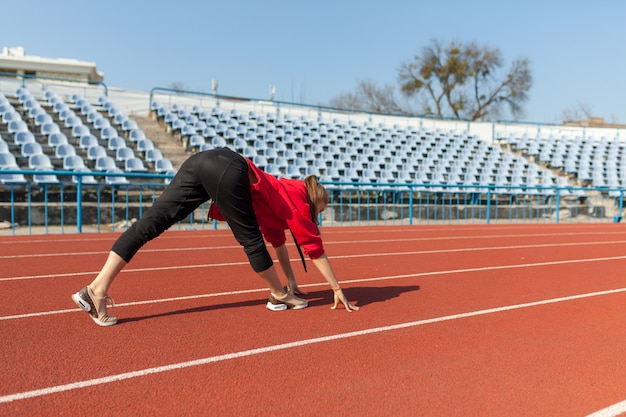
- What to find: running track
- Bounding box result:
[1,224,625,417]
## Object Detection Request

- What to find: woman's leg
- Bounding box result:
[74,152,213,325]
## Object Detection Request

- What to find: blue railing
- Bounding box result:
[1,169,624,235]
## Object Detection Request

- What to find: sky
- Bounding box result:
[2,0,625,124]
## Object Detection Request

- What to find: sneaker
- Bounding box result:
[266,294,289,311]
[72,286,118,327]
[266,291,308,311]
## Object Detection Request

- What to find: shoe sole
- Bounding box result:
[72,292,118,327]
[266,301,288,311]
[266,300,308,311]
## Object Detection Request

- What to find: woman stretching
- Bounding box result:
[72,147,359,326]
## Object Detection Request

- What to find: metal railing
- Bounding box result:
[1,169,624,235]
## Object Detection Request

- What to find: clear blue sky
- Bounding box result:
[2,0,625,124]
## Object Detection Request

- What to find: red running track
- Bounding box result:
[0,224,625,417]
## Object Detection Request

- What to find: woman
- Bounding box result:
[72,147,359,326]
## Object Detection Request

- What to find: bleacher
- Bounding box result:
[150,99,584,199]
[4,79,626,231]
[0,87,176,186]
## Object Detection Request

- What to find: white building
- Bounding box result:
[0,46,103,83]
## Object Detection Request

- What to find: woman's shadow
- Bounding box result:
[119,285,420,325]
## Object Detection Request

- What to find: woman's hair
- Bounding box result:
[304,175,329,225]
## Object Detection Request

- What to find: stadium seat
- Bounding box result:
[34,113,53,126]
[116,147,135,162]
[155,158,174,173]
[108,137,127,151]
[28,154,54,169]
[0,152,19,168]
[14,131,36,145]
[105,168,129,185]
[56,144,77,159]
[145,148,163,163]
[40,122,61,135]
[137,139,155,154]
[0,168,27,184]
[94,117,111,130]
[48,132,69,148]
[72,125,91,138]
[8,120,28,134]
[21,142,43,157]
[125,157,148,173]
[63,155,86,170]
[128,129,146,142]
[87,145,107,161]
[72,167,99,185]
[33,169,60,185]
[79,135,99,150]
[95,156,117,171]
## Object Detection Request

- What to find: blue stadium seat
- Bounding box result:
[14,131,36,145]
[8,120,28,134]
[108,137,127,151]
[87,145,107,161]
[56,144,77,159]
[105,168,129,185]
[72,125,91,138]
[0,168,27,184]
[34,113,53,126]
[72,167,99,185]
[21,142,43,157]
[63,154,86,170]
[48,132,69,148]
[0,152,19,168]
[137,139,155,154]
[128,129,146,142]
[125,157,148,173]
[33,169,60,185]
[116,147,135,162]
[28,154,54,169]
[95,156,117,171]
[145,148,163,163]
[40,122,61,136]
[94,117,111,130]
[155,158,174,173]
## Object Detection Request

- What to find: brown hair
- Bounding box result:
[304,175,329,225]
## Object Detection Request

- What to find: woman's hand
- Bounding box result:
[286,282,308,296]
[332,289,360,312]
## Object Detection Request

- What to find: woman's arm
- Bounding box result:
[274,244,308,295]
[311,254,360,312]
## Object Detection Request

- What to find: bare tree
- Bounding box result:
[398,39,532,121]
[560,100,594,123]
[329,80,405,114]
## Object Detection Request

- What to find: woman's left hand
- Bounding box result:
[332,289,360,312]
[286,282,308,296]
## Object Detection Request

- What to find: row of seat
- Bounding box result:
[154,101,582,196]
[0,88,177,185]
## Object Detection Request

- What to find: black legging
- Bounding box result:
[111,148,273,272]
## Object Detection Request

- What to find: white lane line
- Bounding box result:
[1,286,624,404]
[585,400,626,417]
[2,231,625,259]
[4,239,626,282]
[3,254,626,321]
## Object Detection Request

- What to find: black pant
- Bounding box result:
[111,148,273,272]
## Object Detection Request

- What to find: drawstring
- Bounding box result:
[290,230,307,272]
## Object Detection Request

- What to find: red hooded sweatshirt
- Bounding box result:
[208,158,325,259]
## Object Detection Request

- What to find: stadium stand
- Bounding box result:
[0,86,174,185]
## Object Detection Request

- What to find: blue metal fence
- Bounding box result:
[0,169,624,235]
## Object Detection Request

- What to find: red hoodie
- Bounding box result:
[208,158,325,259]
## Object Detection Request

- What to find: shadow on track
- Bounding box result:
[118,285,420,325]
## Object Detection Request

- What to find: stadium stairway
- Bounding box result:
[133,115,188,169]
